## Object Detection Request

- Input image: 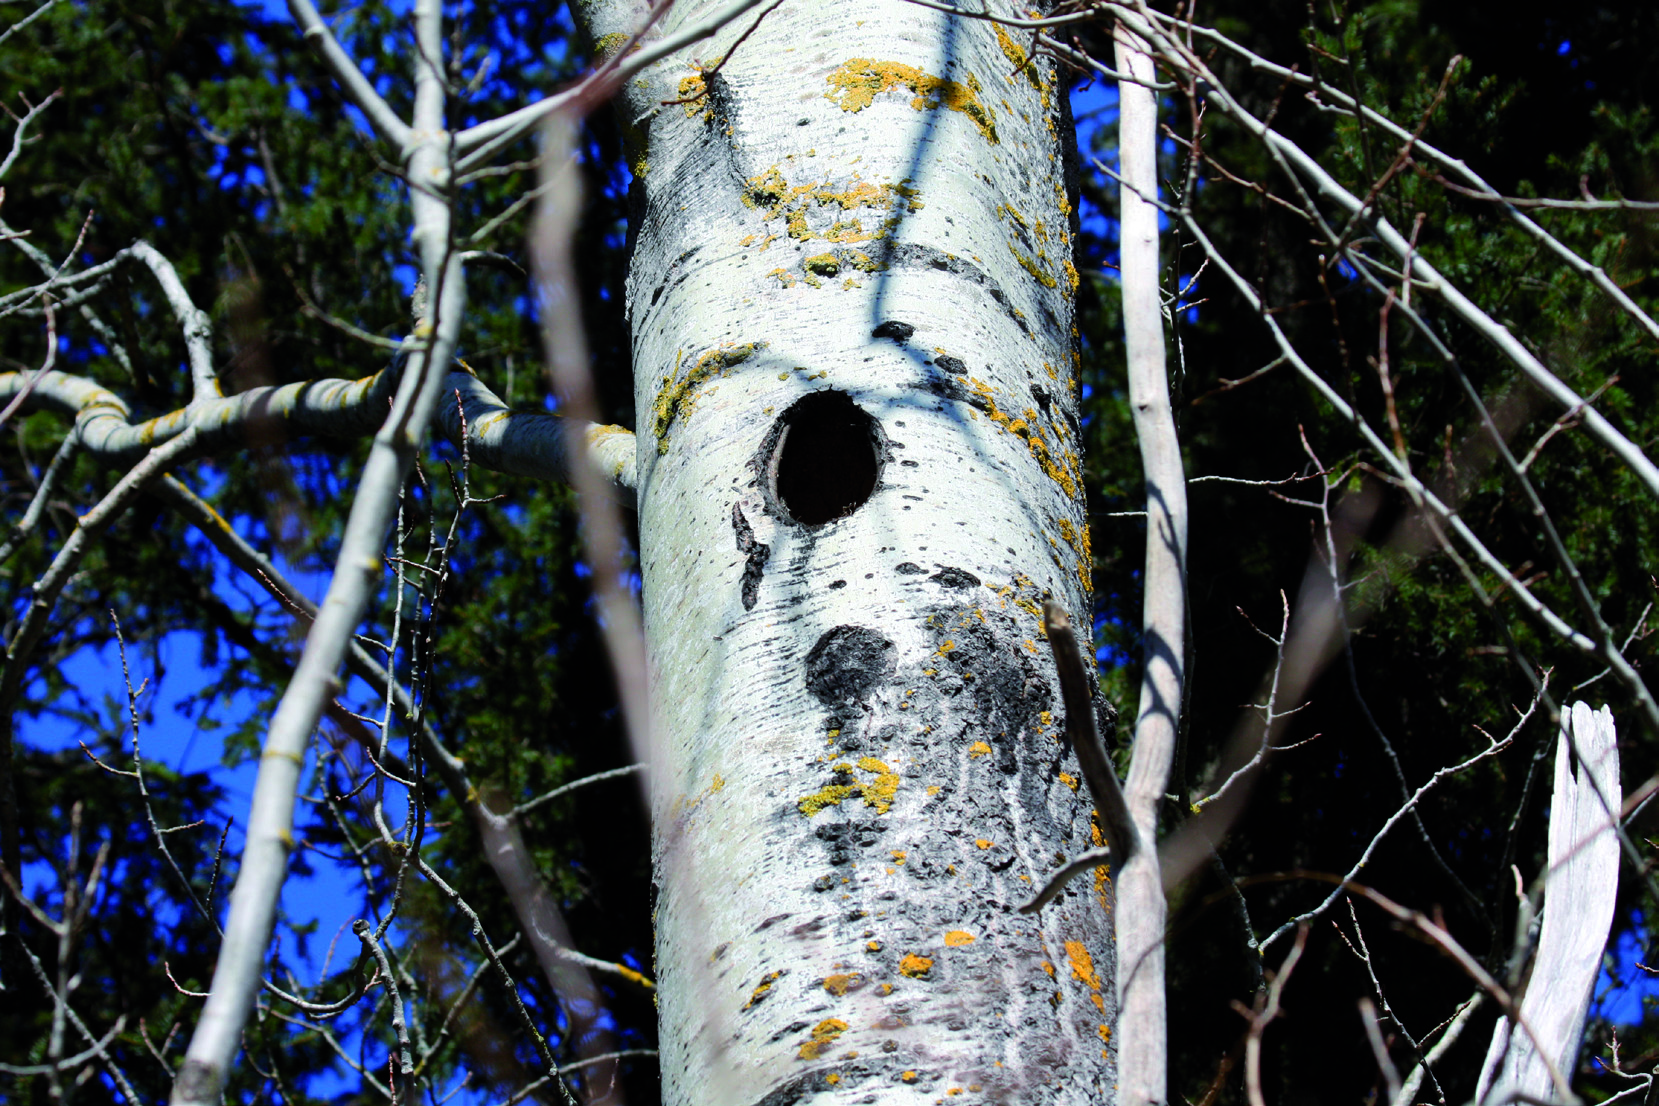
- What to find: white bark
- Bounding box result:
[1476,702,1621,1106]
[171,0,471,1098]
[1112,25,1182,1106]
[586,0,1113,1101]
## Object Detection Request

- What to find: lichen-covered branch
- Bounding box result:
[0,367,637,491]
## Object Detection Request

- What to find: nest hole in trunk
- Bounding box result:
[768,390,883,526]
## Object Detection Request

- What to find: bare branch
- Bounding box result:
[284,0,413,146]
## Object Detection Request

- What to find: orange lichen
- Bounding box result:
[899,953,934,978]
[902,1071,920,1083]
[744,970,784,1009]
[1066,940,1106,1012]
[824,59,998,144]
[797,759,900,816]
[798,1018,848,1060]
[968,741,992,759]
[943,930,975,947]
[974,839,992,850]
[822,973,860,996]
[964,378,1080,497]
[652,342,765,453]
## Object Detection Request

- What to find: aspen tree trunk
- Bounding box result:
[574,1,1114,1101]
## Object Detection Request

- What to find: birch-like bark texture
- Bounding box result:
[575,0,1112,1100]
[1113,24,1184,1106]
[1476,702,1621,1106]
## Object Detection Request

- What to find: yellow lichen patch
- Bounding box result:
[677,71,710,119]
[612,962,655,989]
[798,1018,849,1060]
[857,757,901,813]
[1063,258,1080,291]
[943,930,975,947]
[867,939,882,952]
[964,380,1081,498]
[744,970,784,1009]
[592,31,633,60]
[652,342,766,453]
[1008,242,1059,288]
[891,850,907,864]
[974,838,992,850]
[804,253,841,276]
[1058,771,1079,791]
[798,782,859,816]
[847,250,887,273]
[1097,1023,1112,1043]
[768,268,798,288]
[968,741,992,759]
[822,972,860,996]
[1066,940,1105,1012]
[1056,517,1092,591]
[743,166,792,210]
[1041,960,1055,978]
[899,953,933,978]
[935,640,956,656]
[826,1072,841,1085]
[798,759,901,816]
[1089,814,1114,908]
[824,58,998,144]
[902,1071,919,1084]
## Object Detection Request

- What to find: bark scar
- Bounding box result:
[733,502,770,610]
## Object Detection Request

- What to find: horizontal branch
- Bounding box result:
[0,368,637,492]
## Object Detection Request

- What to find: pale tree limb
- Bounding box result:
[154,473,623,1104]
[1476,703,1620,1106]
[1240,925,1308,1106]
[1393,994,1484,1106]
[1107,2,1659,505]
[127,241,220,401]
[527,112,647,1106]
[0,0,62,54]
[169,0,469,1095]
[1114,22,1187,1106]
[284,0,413,146]
[1017,603,1139,914]
[1126,11,1659,347]
[1257,690,1534,952]
[0,368,637,490]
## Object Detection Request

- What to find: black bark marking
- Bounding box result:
[872,320,915,342]
[732,503,770,610]
[895,562,925,575]
[930,566,981,589]
[929,608,1050,776]
[934,354,967,375]
[804,625,895,709]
